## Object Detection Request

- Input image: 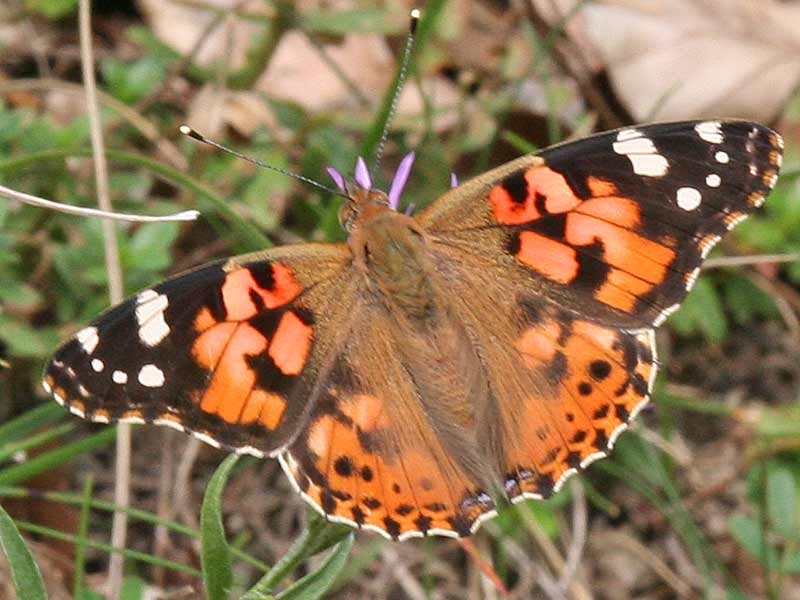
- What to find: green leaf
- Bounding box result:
[242,512,352,599]
[302,8,403,35]
[276,533,354,600]
[0,426,117,486]
[669,278,728,343]
[723,277,779,325]
[120,576,147,600]
[101,57,167,104]
[24,0,77,19]
[0,503,47,600]
[767,467,797,539]
[729,514,778,569]
[201,454,239,600]
[783,553,800,573]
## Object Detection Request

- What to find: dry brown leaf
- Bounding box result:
[534,0,800,122]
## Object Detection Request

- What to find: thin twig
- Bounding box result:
[558,479,588,593]
[78,3,128,598]
[380,546,428,600]
[458,537,510,597]
[592,531,695,598]
[703,253,800,269]
[0,184,199,222]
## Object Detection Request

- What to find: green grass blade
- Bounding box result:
[276,533,354,600]
[73,475,94,598]
[0,426,117,486]
[201,454,239,600]
[0,422,76,465]
[0,503,47,600]
[14,519,201,577]
[0,402,65,444]
[242,511,351,599]
[0,486,269,572]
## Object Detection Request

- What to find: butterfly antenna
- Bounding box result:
[372,8,420,175]
[179,125,347,198]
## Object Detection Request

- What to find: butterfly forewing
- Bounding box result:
[44,244,355,456]
[421,120,783,329]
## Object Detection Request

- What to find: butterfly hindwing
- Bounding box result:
[44,244,354,456]
[421,120,783,329]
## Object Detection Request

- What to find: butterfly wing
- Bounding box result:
[45,240,496,539]
[418,120,783,328]
[417,120,782,502]
[43,243,357,457]
[281,292,497,540]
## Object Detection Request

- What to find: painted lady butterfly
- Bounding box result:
[43,120,783,540]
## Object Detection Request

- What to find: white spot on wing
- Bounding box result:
[617,128,642,141]
[136,290,170,347]
[76,326,99,354]
[138,364,165,387]
[91,358,104,372]
[612,131,669,177]
[695,121,724,144]
[715,151,729,164]
[706,174,721,188]
[676,187,702,211]
[112,370,128,384]
[42,380,52,394]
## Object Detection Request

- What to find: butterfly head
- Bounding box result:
[327,153,417,233]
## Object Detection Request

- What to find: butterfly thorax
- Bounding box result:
[347,193,436,323]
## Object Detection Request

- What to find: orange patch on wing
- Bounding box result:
[516,231,578,284]
[341,394,390,432]
[198,323,268,422]
[594,268,653,312]
[515,321,560,368]
[194,306,217,332]
[221,263,302,321]
[505,320,654,498]
[269,311,312,376]
[489,185,540,225]
[300,416,482,537]
[307,414,336,458]
[532,168,580,214]
[192,322,238,369]
[241,389,286,429]
[575,197,640,228]
[566,212,675,284]
[587,176,619,197]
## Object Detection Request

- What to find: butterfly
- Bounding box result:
[43,120,783,540]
